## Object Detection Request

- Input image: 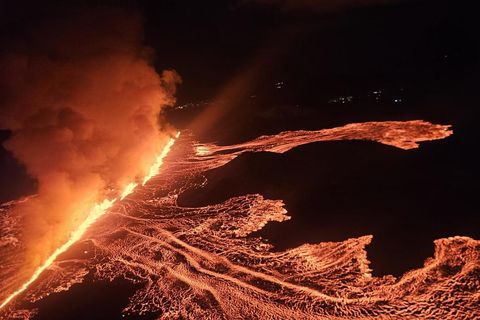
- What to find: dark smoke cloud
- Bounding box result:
[0,7,180,271]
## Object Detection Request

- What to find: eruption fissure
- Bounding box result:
[0,121,477,319]
[0,133,179,311]
[142,132,181,186]
[0,8,182,315]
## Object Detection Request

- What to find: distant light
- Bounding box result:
[328,95,353,104]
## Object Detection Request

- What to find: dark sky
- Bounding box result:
[1,0,479,279]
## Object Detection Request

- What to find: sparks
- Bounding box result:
[0,132,180,310]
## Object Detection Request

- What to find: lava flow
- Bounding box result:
[0,133,179,312]
[1,121,479,320]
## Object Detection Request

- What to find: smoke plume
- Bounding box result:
[0,7,180,273]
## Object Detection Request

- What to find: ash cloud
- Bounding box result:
[0,7,180,271]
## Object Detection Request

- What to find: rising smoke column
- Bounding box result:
[0,7,180,287]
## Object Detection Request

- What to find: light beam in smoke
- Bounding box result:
[0,132,180,310]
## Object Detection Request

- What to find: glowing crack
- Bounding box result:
[0,133,180,311]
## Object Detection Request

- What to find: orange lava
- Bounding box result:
[0,133,180,311]
[1,122,477,320]
[0,199,116,310]
[121,183,138,200]
[142,134,179,186]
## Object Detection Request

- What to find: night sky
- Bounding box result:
[1,0,479,292]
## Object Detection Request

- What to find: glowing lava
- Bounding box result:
[0,133,180,311]
[195,145,211,156]
[1,122,478,319]
[0,199,115,310]
[121,183,138,201]
[142,133,180,186]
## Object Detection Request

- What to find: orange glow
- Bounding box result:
[2,122,475,319]
[121,182,138,200]
[0,198,116,310]
[0,132,180,310]
[195,145,211,156]
[142,133,179,186]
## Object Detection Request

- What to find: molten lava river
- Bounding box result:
[1,121,479,319]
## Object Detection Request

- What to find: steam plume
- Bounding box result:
[0,7,180,276]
